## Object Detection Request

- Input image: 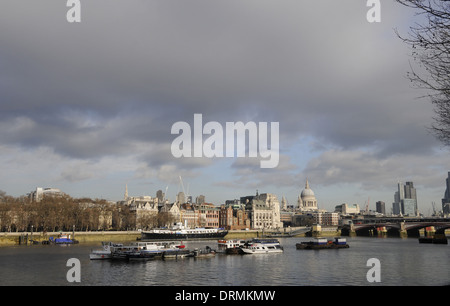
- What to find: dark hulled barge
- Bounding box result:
[296,238,349,250]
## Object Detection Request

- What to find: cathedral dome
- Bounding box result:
[298,179,318,211]
[301,188,315,198]
[301,179,315,198]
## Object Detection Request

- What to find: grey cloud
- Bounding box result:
[222,154,299,190]
[303,148,450,190]
[0,0,444,200]
[1,1,419,147]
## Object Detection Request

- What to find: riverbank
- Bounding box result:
[0,231,141,246]
[0,228,330,246]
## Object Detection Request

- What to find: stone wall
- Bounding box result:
[0,231,141,246]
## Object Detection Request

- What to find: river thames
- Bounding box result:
[0,236,449,286]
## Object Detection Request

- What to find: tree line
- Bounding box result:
[0,191,137,232]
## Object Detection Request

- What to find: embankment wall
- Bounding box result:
[0,231,141,246]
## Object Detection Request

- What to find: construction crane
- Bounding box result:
[365,197,370,213]
[431,202,436,216]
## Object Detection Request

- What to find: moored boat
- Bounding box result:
[49,233,78,245]
[418,234,448,244]
[161,249,194,259]
[240,238,284,254]
[217,239,246,254]
[111,246,141,260]
[193,246,216,258]
[296,237,349,250]
[128,244,161,261]
[141,222,228,240]
[90,242,123,260]
[110,241,186,260]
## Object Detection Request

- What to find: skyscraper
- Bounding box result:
[156,189,164,203]
[376,201,386,215]
[176,191,186,205]
[393,181,418,216]
[442,172,450,215]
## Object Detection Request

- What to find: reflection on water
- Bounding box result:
[0,237,449,286]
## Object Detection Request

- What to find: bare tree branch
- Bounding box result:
[397,0,450,146]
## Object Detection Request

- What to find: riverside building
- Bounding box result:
[219,203,250,230]
[28,187,66,202]
[241,191,282,229]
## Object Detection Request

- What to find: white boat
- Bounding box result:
[111,241,186,260]
[217,239,246,254]
[132,241,188,260]
[141,222,228,240]
[89,242,123,260]
[240,238,284,254]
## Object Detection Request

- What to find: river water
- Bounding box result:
[0,237,449,286]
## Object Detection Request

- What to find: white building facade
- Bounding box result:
[244,192,283,229]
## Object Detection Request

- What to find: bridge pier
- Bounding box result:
[399,230,408,238]
[348,224,357,237]
[307,225,342,237]
[374,226,387,237]
[425,226,436,237]
[377,231,388,237]
[399,222,408,238]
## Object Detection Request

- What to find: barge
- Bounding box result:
[418,234,448,244]
[296,237,349,250]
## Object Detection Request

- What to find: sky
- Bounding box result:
[1,0,449,214]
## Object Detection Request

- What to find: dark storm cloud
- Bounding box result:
[0,0,445,195]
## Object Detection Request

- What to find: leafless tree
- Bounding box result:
[396,0,450,145]
[157,212,176,228]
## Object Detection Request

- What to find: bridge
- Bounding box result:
[340,217,450,237]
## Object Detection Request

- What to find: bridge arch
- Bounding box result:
[341,219,450,238]
[356,224,401,237]
[404,223,450,236]
[341,223,402,237]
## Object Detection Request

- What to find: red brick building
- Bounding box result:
[219,204,250,230]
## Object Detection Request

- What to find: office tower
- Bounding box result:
[376,201,386,215]
[176,191,186,205]
[196,195,206,205]
[393,181,418,216]
[442,172,450,214]
[156,189,164,204]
